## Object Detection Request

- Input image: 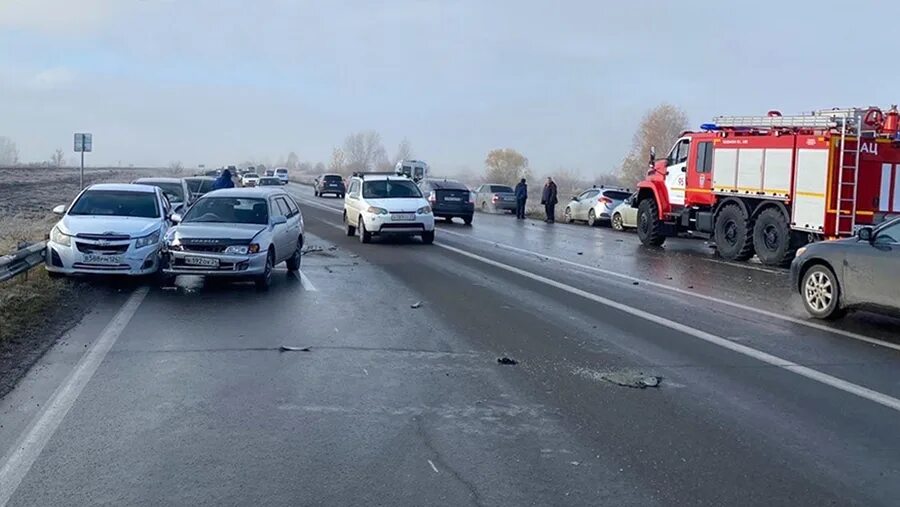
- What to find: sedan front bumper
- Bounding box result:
[163,250,269,276]
[45,241,160,276]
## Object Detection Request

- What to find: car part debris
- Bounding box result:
[600,370,661,388]
[497,357,518,365]
[410,301,422,309]
[280,345,311,352]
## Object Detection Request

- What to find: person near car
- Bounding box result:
[541,177,558,223]
[514,178,528,220]
[212,169,235,190]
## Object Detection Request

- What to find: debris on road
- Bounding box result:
[280,345,311,352]
[632,281,639,285]
[575,367,662,388]
[577,252,583,255]
[410,301,423,309]
[302,245,338,257]
[497,356,519,365]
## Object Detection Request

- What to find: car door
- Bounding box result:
[346,179,362,223]
[846,221,900,309]
[624,194,639,226]
[270,197,291,261]
[664,138,690,207]
[278,196,302,259]
[573,190,596,220]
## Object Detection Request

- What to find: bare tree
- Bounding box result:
[297,161,313,173]
[0,137,19,166]
[393,138,413,165]
[285,152,300,170]
[51,148,65,168]
[618,103,689,187]
[343,131,388,172]
[549,168,588,197]
[313,162,326,174]
[329,147,346,175]
[484,148,529,186]
[169,160,184,174]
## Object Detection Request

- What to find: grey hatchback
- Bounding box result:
[790,217,900,319]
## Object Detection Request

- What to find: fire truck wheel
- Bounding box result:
[637,199,665,247]
[753,207,794,266]
[714,204,754,261]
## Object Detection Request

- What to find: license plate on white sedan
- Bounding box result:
[391,213,415,221]
[185,256,220,267]
[83,254,123,265]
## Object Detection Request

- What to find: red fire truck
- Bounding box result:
[634,106,900,266]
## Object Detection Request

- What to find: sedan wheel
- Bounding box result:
[588,209,598,227]
[612,213,624,231]
[801,265,844,319]
[564,207,573,223]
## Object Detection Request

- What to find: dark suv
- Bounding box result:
[418,178,475,225]
[314,174,346,198]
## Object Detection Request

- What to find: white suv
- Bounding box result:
[343,173,435,244]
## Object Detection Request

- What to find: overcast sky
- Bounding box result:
[3,0,900,176]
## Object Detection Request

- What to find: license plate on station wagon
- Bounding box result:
[83,254,123,265]
[185,256,220,267]
[391,213,415,221]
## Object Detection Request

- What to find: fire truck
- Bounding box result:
[634,106,900,266]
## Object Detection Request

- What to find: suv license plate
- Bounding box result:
[391,213,415,221]
[185,256,220,267]
[83,254,123,265]
[444,197,462,201]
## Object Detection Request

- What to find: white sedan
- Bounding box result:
[610,193,638,231]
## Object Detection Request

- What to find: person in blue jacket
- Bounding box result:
[212,169,235,190]
[514,178,528,220]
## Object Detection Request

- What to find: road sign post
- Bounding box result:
[74,133,92,189]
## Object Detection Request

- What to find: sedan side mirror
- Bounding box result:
[52,205,66,215]
[170,213,182,224]
[857,226,874,242]
[571,195,578,201]
[271,215,288,226]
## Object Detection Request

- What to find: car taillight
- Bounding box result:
[428,191,436,203]
[492,194,499,203]
[599,196,612,204]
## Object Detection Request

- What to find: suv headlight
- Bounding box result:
[134,229,161,248]
[417,205,432,215]
[50,226,71,247]
[367,206,389,215]
[224,244,260,255]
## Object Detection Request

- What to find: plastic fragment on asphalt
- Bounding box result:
[632,281,639,285]
[410,301,422,309]
[577,252,583,255]
[280,345,311,352]
[497,357,519,365]
[575,367,662,388]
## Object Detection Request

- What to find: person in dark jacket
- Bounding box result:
[541,177,558,223]
[514,178,528,219]
[212,169,235,190]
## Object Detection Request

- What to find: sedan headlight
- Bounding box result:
[417,205,432,215]
[795,246,807,257]
[134,229,161,249]
[367,206,389,215]
[224,244,260,255]
[50,226,71,247]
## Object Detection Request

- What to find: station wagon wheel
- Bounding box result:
[801,264,844,320]
[255,250,274,290]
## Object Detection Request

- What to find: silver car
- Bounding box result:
[132,177,193,214]
[474,183,517,213]
[564,187,632,227]
[162,187,304,289]
[611,192,639,231]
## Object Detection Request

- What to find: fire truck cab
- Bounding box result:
[635,106,900,266]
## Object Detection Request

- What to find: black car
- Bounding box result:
[314,174,346,198]
[419,178,474,225]
[790,217,900,319]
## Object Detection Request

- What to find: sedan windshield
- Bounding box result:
[68,190,160,218]
[363,180,422,199]
[182,197,269,224]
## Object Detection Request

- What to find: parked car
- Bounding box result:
[474,184,517,213]
[564,187,631,227]
[264,170,275,177]
[132,177,192,214]
[241,173,260,187]
[419,178,474,225]
[162,187,304,290]
[257,177,282,186]
[45,183,170,277]
[274,167,289,184]
[185,176,216,199]
[314,174,346,198]
[343,173,435,244]
[611,192,639,231]
[790,217,900,319]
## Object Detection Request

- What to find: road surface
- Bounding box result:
[1,183,898,506]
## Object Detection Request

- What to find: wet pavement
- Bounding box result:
[0,183,898,506]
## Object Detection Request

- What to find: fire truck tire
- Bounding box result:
[637,199,665,247]
[714,204,754,261]
[752,207,795,266]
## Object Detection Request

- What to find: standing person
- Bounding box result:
[541,177,558,223]
[514,178,528,219]
[212,169,235,190]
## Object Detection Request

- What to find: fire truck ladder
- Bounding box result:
[713,110,864,235]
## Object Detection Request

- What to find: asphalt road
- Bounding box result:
[1,183,899,506]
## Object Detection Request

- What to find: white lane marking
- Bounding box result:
[428,459,439,473]
[363,368,369,376]
[701,257,783,274]
[298,270,318,291]
[437,228,900,353]
[0,287,149,507]
[435,243,900,413]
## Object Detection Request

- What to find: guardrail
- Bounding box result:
[0,242,46,282]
